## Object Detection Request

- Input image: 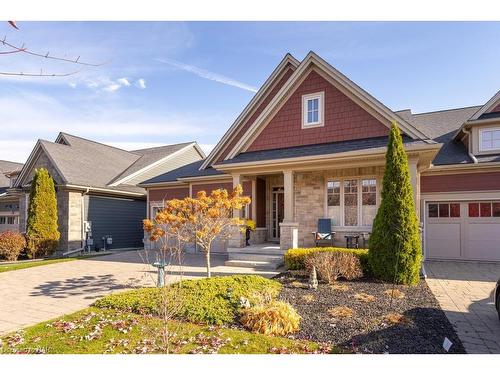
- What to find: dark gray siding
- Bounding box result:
[84,195,146,250]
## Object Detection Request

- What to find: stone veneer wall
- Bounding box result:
[56,189,83,252]
[294,171,325,248]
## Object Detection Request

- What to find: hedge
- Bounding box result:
[284,247,370,273]
[94,275,282,325]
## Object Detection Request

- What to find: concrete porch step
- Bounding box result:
[227,245,283,256]
[224,259,282,270]
[228,252,283,262]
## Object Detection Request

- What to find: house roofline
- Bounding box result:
[225,51,431,161]
[200,53,300,170]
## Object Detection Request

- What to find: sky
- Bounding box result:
[0,21,499,163]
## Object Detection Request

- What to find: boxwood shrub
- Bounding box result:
[94,275,281,325]
[284,247,370,274]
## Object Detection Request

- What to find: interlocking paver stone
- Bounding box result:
[0,250,278,335]
[425,261,500,354]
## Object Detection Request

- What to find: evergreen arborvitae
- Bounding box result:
[368,122,422,285]
[26,168,60,258]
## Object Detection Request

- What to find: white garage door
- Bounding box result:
[425,201,500,261]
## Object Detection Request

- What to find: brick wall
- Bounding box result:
[247,70,389,152]
[216,65,295,162]
[421,172,500,193]
[148,187,189,201]
[191,182,233,196]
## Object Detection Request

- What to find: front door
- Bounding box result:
[271,187,284,240]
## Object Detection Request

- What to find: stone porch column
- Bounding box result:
[228,173,245,248]
[280,170,299,251]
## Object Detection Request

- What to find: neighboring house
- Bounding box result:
[7,133,204,253]
[0,161,23,232]
[140,51,500,262]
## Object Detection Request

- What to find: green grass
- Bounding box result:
[0,307,336,354]
[0,258,76,273]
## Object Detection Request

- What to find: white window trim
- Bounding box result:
[301,91,324,129]
[149,201,165,220]
[479,127,500,152]
[325,177,379,229]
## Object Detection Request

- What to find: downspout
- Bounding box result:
[81,188,90,248]
[463,128,478,164]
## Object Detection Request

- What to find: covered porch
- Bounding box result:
[219,143,438,252]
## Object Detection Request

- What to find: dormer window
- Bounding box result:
[479,128,500,152]
[302,92,324,128]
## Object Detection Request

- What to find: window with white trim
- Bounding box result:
[302,92,324,128]
[480,128,500,152]
[327,178,378,227]
[150,203,164,220]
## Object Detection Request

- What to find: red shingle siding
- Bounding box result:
[247,70,390,152]
[421,172,500,193]
[488,102,500,113]
[216,65,295,162]
[148,187,189,201]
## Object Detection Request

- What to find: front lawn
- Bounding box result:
[0,307,332,354]
[0,258,75,273]
[275,271,466,354]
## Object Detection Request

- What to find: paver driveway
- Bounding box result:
[0,250,278,335]
[425,261,500,354]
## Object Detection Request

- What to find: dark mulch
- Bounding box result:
[274,271,465,354]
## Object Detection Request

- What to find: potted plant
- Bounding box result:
[241,219,256,246]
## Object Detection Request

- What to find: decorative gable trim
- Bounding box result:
[468,90,500,120]
[109,143,204,186]
[226,52,431,160]
[200,53,300,170]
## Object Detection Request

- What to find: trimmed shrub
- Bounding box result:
[240,300,301,336]
[0,231,26,261]
[26,168,60,258]
[94,275,282,325]
[305,251,363,284]
[368,123,422,285]
[285,247,369,273]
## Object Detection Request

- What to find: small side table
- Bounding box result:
[344,234,360,249]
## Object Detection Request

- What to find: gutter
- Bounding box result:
[463,128,478,164]
[81,188,89,249]
[64,184,145,197]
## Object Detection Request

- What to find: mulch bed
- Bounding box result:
[274,271,465,354]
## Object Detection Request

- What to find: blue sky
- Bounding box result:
[1,21,499,162]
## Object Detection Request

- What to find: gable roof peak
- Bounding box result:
[468,90,500,121]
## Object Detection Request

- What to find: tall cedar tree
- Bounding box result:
[368,122,422,285]
[26,168,60,258]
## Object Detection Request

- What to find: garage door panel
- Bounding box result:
[466,223,500,261]
[426,223,461,259]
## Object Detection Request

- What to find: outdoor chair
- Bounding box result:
[312,218,335,247]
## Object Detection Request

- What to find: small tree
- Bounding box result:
[26,168,60,258]
[145,184,250,278]
[368,122,422,285]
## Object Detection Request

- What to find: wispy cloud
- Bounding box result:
[156,58,257,93]
[0,91,226,162]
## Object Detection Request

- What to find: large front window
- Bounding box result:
[327,178,378,227]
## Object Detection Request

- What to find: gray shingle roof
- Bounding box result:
[397,106,482,165]
[23,133,193,194]
[140,160,226,184]
[0,160,23,189]
[109,142,193,184]
[218,136,428,164]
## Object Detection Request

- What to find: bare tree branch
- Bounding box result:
[1,36,107,67]
[0,48,24,55]
[0,69,81,77]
